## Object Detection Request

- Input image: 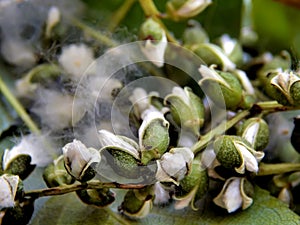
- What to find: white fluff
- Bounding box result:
[58,44,95,79]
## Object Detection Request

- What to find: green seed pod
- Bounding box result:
[2,153,35,180]
[198,65,243,110]
[139,18,167,67]
[239,117,269,151]
[166,0,212,21]
[76,188,115,208]
[102,148,141,179]
[164,86,204,137]
[63,140,101,182]
[182,20,209,49]
[270,70,300,106]
[213,135,264,174]
[194,43,236,71]
[98,130,142,179]
[140,18,163,41]
[43,155,75,187]
[139,110,170,165]
[174,159,209,210]
[119,186,154,219]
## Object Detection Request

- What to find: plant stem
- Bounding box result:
[24,181,146,199]
[191,101,299,154]
[0,76,40,134]
[108,0,136,31]
[192,110,250,154]
[138,0,178,43]
[71,18,117,47]
[257,163,300,176]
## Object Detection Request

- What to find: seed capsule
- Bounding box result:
[213,135,264,174]
[174,159,208,210]
[139,110,170,165]
[76,188,115,208]
[119,186,154,219]
[43,155,75,187]
[63,139,101,182]
[164,86,204,137]
[239,117,269,151]
[199,65,243,110]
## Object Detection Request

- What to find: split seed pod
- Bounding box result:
[62,139,101,182]
[119,186,154,219]
[98,130,141,179]
[139,110,170,165]
[239,117,269,151]
[213,135,264,174]
[174,159,209,210]
[164,86,204,137]
[43,155,75,187]
[199,65,243,110]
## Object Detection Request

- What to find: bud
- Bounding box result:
[62,139,101,182]
[270,70,300,106]
[43,155,75,187]
[182,20,209,49]
[166,0,212,21]
[0,174,20,210]
[139,110,170,165]
[119,187,154,219]
[213,135,264,174]
[213,177,254,213]
[164,86,204,137]
[98,130,142,179]
[139,18,167,67]
[174,159,208,210]
[239,117,269,151]
[198,65,243,110]
[156,147,194,185]
[2,150,35,180]
[217,34,243,67]
[194,43,236,71]
[76,188,115,208]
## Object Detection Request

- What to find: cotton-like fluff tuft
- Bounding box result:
[32,89,86,130]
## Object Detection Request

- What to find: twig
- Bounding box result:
[24,181,146,199]
[0,76,40,134]
[257,163,300,176]
[108,0,136,31]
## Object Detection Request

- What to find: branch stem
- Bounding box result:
[0,76,40,134]
[108,0,136,31]
[24,181,146,199]
[191,101,300,154]
[257,163,300,176]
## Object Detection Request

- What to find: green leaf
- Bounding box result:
[252,0,300,57]
[29,186,299,225]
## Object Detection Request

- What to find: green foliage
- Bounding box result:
[252,0,300,56]
[30,186,299,225]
